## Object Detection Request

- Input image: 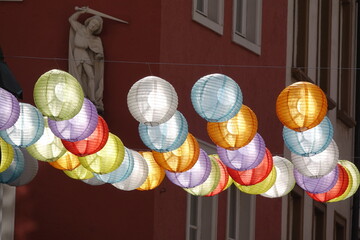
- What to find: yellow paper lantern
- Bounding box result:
[234,166,277,195]
[137,151,165,191]
[152,133,200,172]
[64,164,94,180]
[0,138,14,173]
[79,133,125,174]
[26,117,67,162]
[49,151,81,170]
[207,105,258,149]
[276,81,327,131]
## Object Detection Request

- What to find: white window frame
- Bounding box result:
[192,0,224,35]
[186,195,218,240]
[232,0,262,55]
[226,185,256,240]
[0,184,16,240]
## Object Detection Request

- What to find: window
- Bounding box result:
[232,0,262,54]
[192,0,224,34]
[287,186,304,240]
[312,202,326,240]
[226,185,255,240]
[186,195,218,240]
[337,0,356,127]
[0,184,15,240]
[292,0,309,73]
[334,212,346,240]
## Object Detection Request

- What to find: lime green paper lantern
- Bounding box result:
[64,164,94,180]
[183,154,221,196]
[0,138,14,172]
[79,133,125,174]
[34,69,84,121]
[234,166,277,195]
[26,117,67,162]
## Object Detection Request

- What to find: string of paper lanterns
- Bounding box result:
[0,69,356,204]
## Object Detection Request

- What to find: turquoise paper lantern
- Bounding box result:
[283,116,333,156]
[139,111,188,152]
[8,149,38,186]
[0,147,25,183]
[191,73,242,122]
[0,103,44,147]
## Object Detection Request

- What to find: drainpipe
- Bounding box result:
[351,1,360,239]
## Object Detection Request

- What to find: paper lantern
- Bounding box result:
[94,147,134,183]
[33,69,84,121]
[26,117,66,162]
[276,81,327,131]
[0,88,20,130]
[82,177,106,186]
[207,105,258,150]
[48,98,98,142]
[0,138,14,173]
[8,149,38,186]
[307,164,349,202]
[227,148,273,186]
[166,149,211,188]
[291,139,339,177]
[139,111,188,152]
[62,116,109,156]
[183,154,221,196]
[217,133,265,170]
[0,147,25,183]
[49,151,81,170]
[191,73,242,122]
[137,151,165,191]
[0,103,44,147]
[328,160,360,202]
[235,166,277,195]
[127,76,178,126]
[261,156,295,198]
[112,150,149,191]
[64,164,94,180]
[206,154,230,196]
[294,165,338,193]
[152,133,200,172]
[283,116,333,156]
[223,175,234,190]
[79,133,125,174]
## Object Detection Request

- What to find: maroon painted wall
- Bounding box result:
[0,0,287,239]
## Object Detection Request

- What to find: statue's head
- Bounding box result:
[85,15,103,34]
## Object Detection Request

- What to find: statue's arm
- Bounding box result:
[69,8,87,31]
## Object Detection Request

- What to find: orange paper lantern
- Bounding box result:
[137,151,165,191]
[152,133,200,172]
[207,105,258,149]
[276,81,327,131]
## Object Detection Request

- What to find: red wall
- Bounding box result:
[0,0,287,239]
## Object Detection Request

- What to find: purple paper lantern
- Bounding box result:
[48,98,98,142]
[0,88,20,130]
[166,149,211,188]
[217,133,266,171]
[294,165,339,194]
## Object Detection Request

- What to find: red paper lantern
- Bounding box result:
[227,148,273,186]
[206,154,230,196]
[307,164,350,202]
[61,116,109,156]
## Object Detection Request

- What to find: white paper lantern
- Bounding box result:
[291,139,339,177]
[112,150,149,191]
[261,156,295,198]
[127,76,178,126]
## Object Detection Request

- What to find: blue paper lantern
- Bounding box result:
[8,149,39,186]
[0,147,25,183]
[139,111,188,152]
[94,147,135,183]
[191,73,242,122]
[283,116,333,156]
[0,103,44,147]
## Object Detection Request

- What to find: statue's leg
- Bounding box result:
[83,63,96,103]
[77,64,89,98]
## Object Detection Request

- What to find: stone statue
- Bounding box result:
[68,6,105,113]
[68,6,128,113]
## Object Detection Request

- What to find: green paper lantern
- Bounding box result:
[0,138,14,172]
[34,69,84,121]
